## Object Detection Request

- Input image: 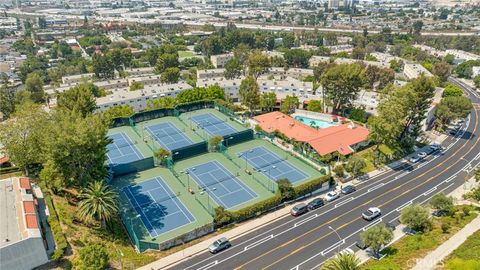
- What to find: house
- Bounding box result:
[253,111,369,156]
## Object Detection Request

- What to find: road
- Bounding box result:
[171,80,480,270]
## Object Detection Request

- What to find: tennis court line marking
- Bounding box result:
[189,168,230,208]
[145,122,193,150]
[119,132,143,160]
[107,132,143,164]
[255,149,309,180]
[189,113,237,136]
[154,177,196,223]
[215,161,259,200]
[123,185,159,238]
[195,169,235,193]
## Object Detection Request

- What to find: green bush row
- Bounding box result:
[217,175,332,225]
[45,195,68,261]
[0,166,20,174]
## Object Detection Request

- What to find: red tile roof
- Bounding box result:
[19,177,31,190]
[0,155,9,164]
[25,214,39,229]
[23,201,35,214]
[254,111,369,156]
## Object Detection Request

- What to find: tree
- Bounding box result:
[277,178,295,201]
[280,95,299,114]
[239,76,260,116]
[307,100,322,112]
[160,67,180,83]
[154,147,171,165]
[56,83,97,117]
[0,103,48,175]
[233,43,250,68]
[412,20,424,35]
[74,244,109,270]
[224,58,243,79]
[345,156,367,177]
[146,96,178,110]
[214,206,232,227]
[432,62,452,82]
[25,72,45,103]
[92,53,114,79]
[78,180,117,227]
[348,107,367,123]
[474,76,480,89]
[248,50,271,79]
[260,92,277,112]
[351,48,366,60]
[129,81,144,91]
[320,64,365,114]
[455,60,480,79]
[209,135,224,151]
[400,204,432,232]
[434,96,473,126]
[322,252,360,270]
[360,224,394,258]
[0,86,15,119]
[429,192,453,214]
[103,105,134,121]
[284,49,311,68]
[442,84,464,97]
[155,53,179,73]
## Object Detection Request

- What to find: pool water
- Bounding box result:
[294,116,337,129]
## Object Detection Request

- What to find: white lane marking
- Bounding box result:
[320,240,345,256]
[335,197,353,208]
[396,201,412,212]
[362,218,382,231]
[294,214,318,228]
[243,235,274,251]
[423,187,437,196]
[196,260,218,270]
[368,183,385,192]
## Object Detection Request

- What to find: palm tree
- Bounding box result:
[321,252,360,270]
[78,180,118,228]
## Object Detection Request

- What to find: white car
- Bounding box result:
[362,207,381,221]
[429,144,441,151]
[417,152,427,158]
[408,155,421,163]
[325,191,340,202]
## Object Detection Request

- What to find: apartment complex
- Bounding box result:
[210,53,234,68]
[0,177,49,270]
[403,63,434,79]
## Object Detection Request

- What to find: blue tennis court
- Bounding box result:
[145,122,194,150]
[189,113,237,137]
[187,161,258,209]
[107,132,144,165]
[123,177,195,238]
[238,147,309,183]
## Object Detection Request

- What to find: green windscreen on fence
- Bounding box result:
[175,100,214,113]
[132,108,175,123]
[223,129,254,147]
[111,157,155,176]
[171,141,208,161]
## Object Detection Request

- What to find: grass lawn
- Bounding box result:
[442,228,480,270]
[178,50,196,58]
[361,205,479,270]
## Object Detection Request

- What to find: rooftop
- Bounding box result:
[254,111,369,156]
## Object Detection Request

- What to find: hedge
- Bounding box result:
[45,194,68,261]
[0,166,20,174]
[293,175,332,198]
[229,191,283,223]
[222,175,332,224]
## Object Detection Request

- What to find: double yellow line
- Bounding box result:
[234,108,479,270]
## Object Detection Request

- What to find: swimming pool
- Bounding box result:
[294,116,338,129]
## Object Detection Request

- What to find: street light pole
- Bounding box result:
[328,225,342,254]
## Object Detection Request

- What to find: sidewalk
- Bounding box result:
[411,216,480,270]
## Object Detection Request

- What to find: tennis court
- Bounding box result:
[107,132,144,165]
[145,122,194,150]
[122,177,196,238]
[238,146,310,183]
[187,160,258,209]
[189,113,238,137]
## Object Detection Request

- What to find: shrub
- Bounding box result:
[278,178,295,201]
[293,175,332,198]
[441,222,450,233]
[334,165,345,177]
[45,195,68,261]
[74,244,109,270]
[400,204,432,232]
[228,191,282,223]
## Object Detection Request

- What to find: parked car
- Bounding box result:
[307,198,325,210]
[362,207,382,221]
[385,222,396,231]
[341,185,356,194]
[291,203,308,216]
[429,144,442,151]
[417,152,427,159]
[409,155,421,163]
[209,237,231,253]
[325,191,340,202]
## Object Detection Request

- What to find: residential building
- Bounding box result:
[403,63,434,79]
[197,68,227,80]
[127,75,162,86]
[445,49,480,62]
[61,73,95,84]
[210,53,234,68]
[253,111,369,156]
[0,177,49,270]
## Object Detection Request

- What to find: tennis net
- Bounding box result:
[255,157,287,170]
[110,139,138,149]
[191,117,225,128]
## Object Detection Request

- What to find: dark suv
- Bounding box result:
[341,185,356,194]
[308,198,325,210]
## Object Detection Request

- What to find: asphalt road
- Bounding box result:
[171,80,480,270]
